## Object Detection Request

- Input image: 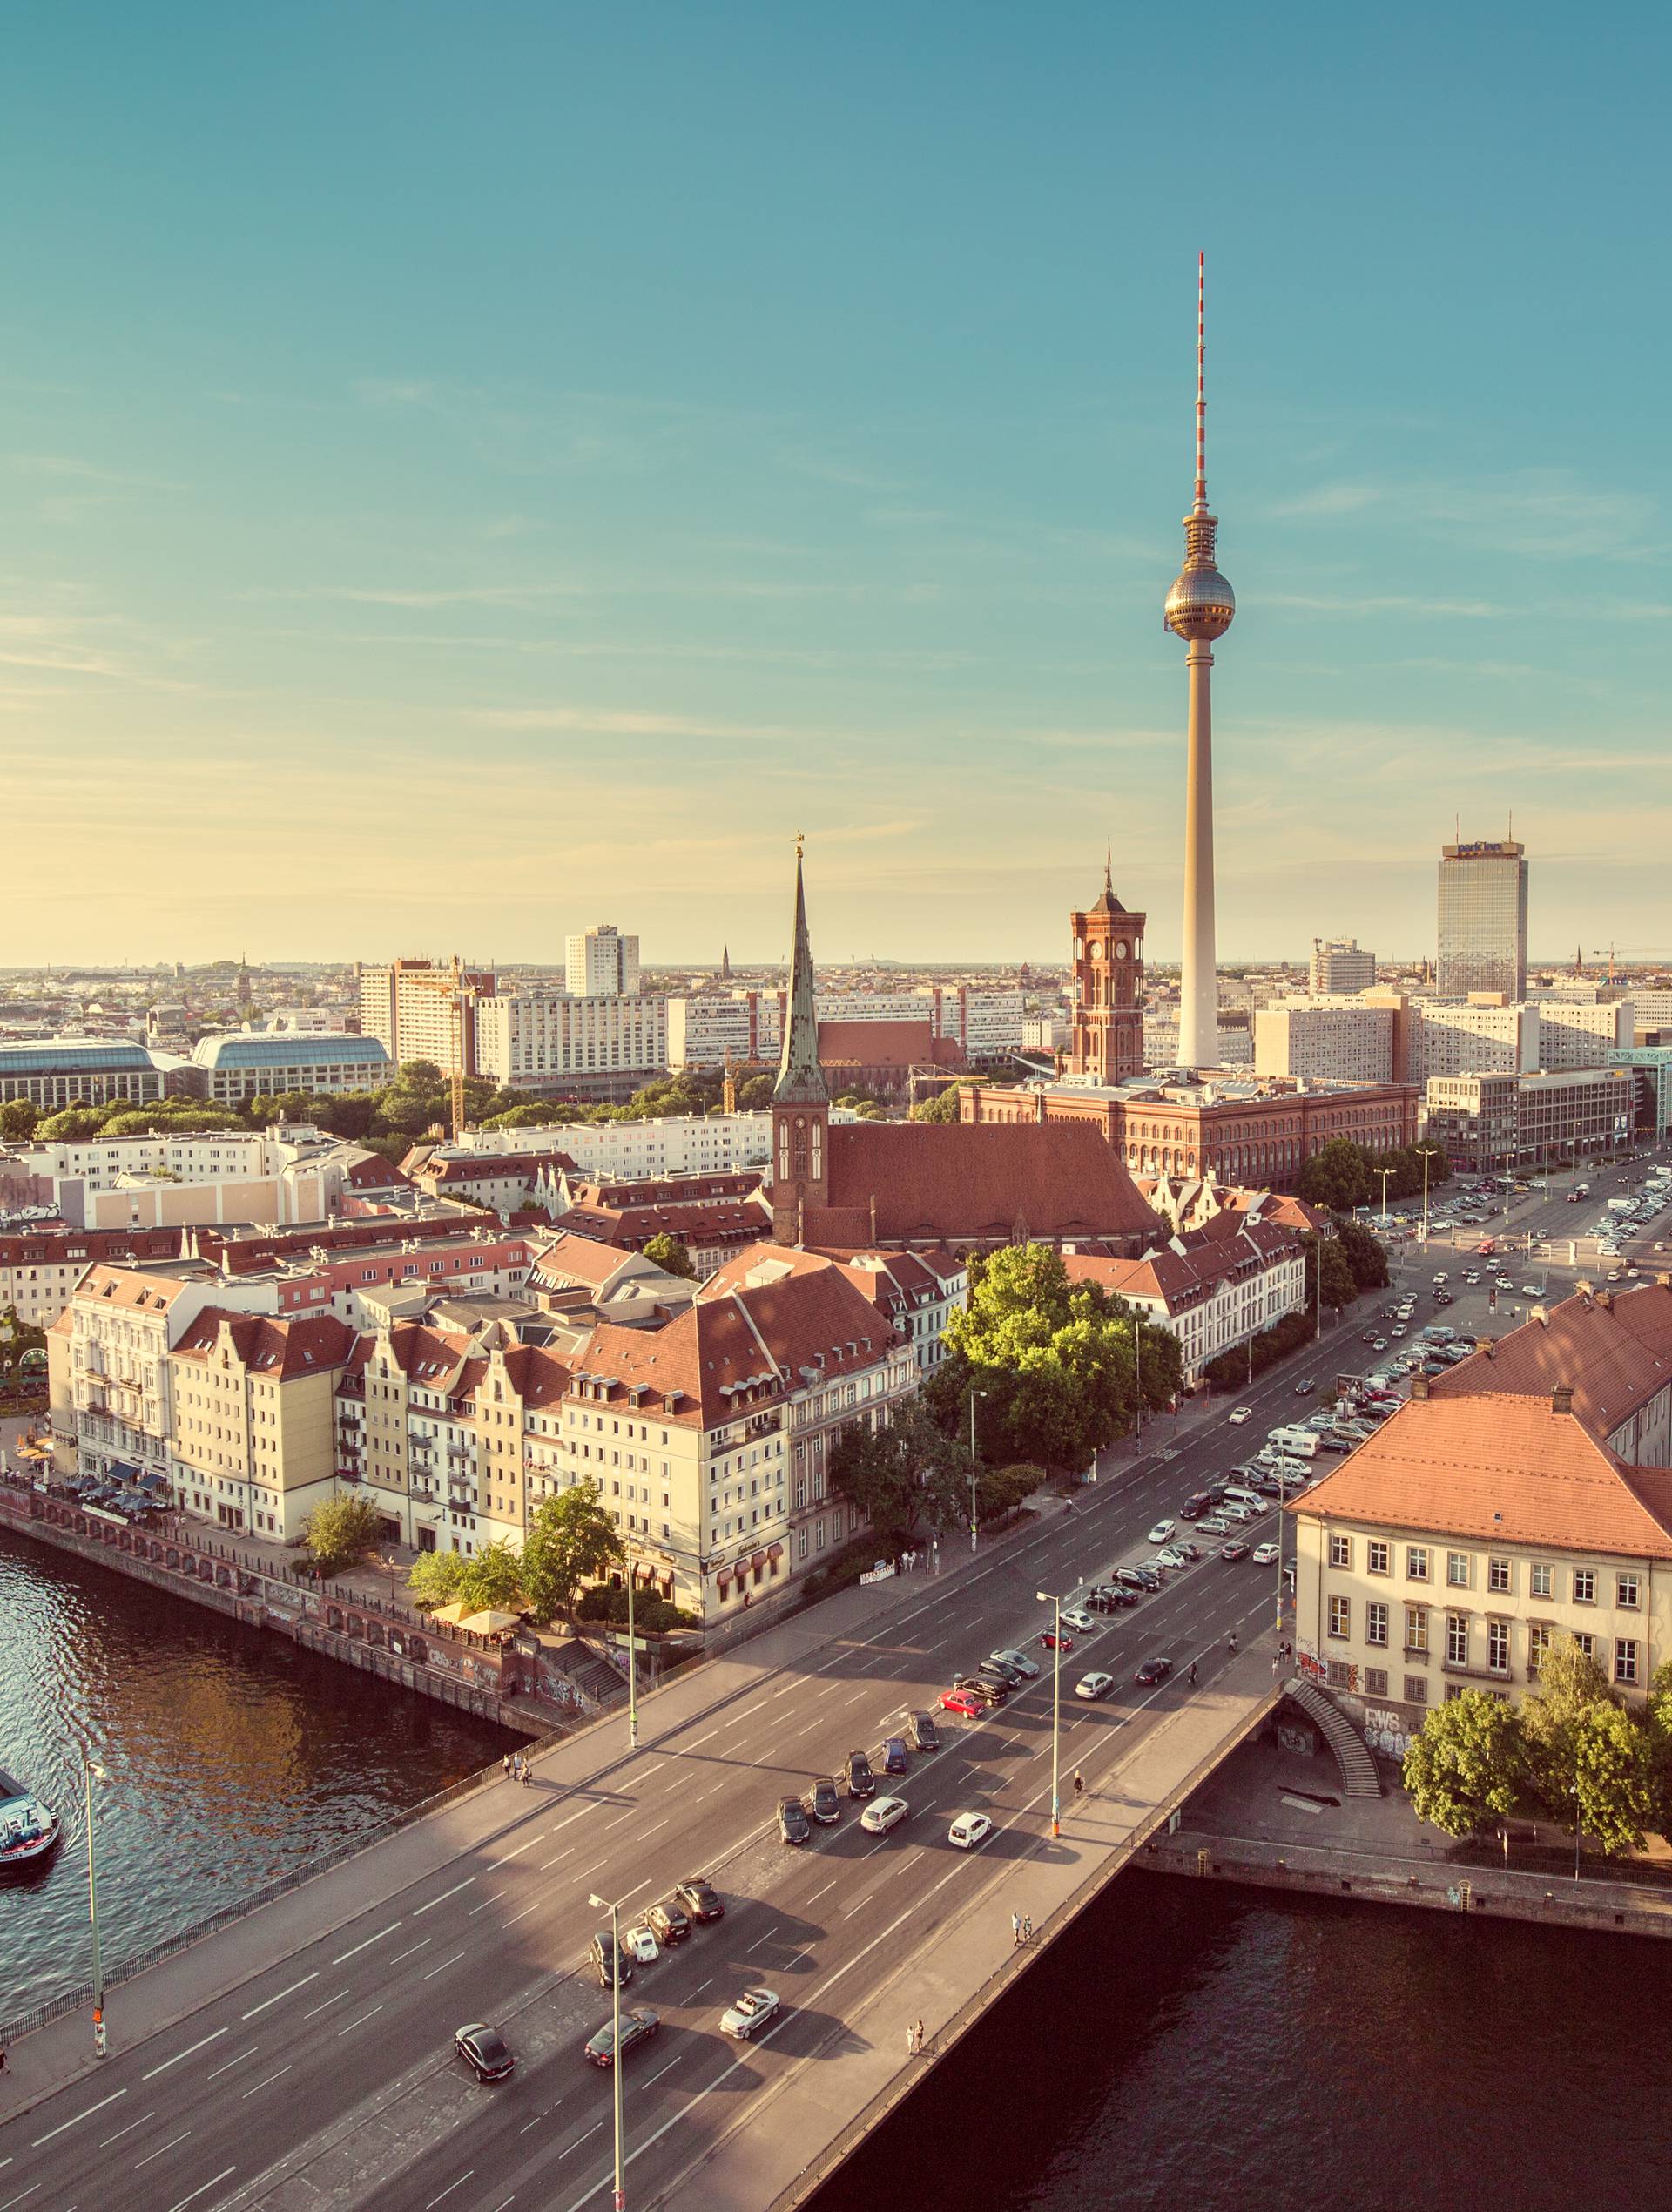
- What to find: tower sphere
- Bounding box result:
[1164,524,1236,642]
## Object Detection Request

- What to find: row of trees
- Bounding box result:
[1403,1635,1672,1856]
[1297,1138,1452,1216]
[830,1244,1185,1546]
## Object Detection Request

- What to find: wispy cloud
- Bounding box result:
[1272,469,1657,560]
[473,705,809,741]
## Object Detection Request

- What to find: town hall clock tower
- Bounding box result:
[1069,856,1145,1083]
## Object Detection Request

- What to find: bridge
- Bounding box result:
[0,1353,1340,2212]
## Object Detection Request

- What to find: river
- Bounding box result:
[0,1527,514,2023]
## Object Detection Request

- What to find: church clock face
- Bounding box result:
[1115,941,1129,960]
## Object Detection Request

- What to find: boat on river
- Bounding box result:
[0,1767,63,1869]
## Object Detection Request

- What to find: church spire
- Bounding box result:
[773,835,827,1106]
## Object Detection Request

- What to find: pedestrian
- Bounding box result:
[907,2024,916,2058]
[522,1761,533,1786]
[1011,1910,1021,1947]
[502,1752,514,1779]
[914,2019,926,2055]
[1073,1770,1085,1799]
[1189,1662,1197,1686]
[0,2046,7,2073]
[1021,1915,1033,1943]
[1228,1633,1237,1656]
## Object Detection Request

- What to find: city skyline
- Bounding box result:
[3,5,1668,967]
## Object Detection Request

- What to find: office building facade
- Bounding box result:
[1437,840,1528,998]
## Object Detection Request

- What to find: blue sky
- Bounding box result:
[4,2,1668,969]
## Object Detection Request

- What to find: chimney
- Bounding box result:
[1596,1291,1612,1312]
[1410,1372,1430,1399]
[1552,1383,1574,1416]
[1035,1089,1048,1126]
[1530,1305,1547,1325]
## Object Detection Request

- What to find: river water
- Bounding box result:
[0,1527,514,2022]
[6,1532,1666,2207]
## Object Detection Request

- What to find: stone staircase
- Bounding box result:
[552,1637,631,1709]
[1284,1676,1381,1798]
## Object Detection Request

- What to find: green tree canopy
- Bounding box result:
[1332,1219,1392,1292]
[1402,1688,1527,1837]
[1574,1701,1660,1857]
[300,1493,384,1578]
[518,1482,623,1623]
[0,1100,40,1140]
[1297,1137,1372,1212]
[458,1538,525,1614]
[37,1106,115,1141]
[1301,1230,1358,1312]
[908,1082,976,1124]
[641,1232,696,1280]
[830,1396,969,1546]
[408,1549,467,1611]
[1521,1630,1616,1813]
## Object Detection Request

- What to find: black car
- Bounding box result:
[1086,1584,1133,1613]
[675,1878,725,1924]
[584,2007,660,2068]
[907,1710,940,1753]
[954,1674,1008,1705]
[1293,1379,1317,1397]
[778,1794,812,1846]
[1178,1494,1211,1521]
[809,1776,841,1824]
[1114,1566,1156,1593]
[977,1658,1023,1689]
[881,1735,909,1776]
[590,1930,634,1989]
[646,1899,691,1945]
[455,2021,516,2082]
[1134,1656,1174,1688]
[844,1749,876,1797]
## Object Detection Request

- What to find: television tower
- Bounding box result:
[1163,253,1236,1070]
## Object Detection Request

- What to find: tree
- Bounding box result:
[735,1073,774,1110]
[641,1233,696,1279]
[300,1493,384,1577]
[1297,1137,1372,1212]
[1574,1702,1660,1857]
[909,1082,976,1124]
[518,1482,623,1623]
[1521,1631,1616,1816]
[1401,1689,1527,1838]
[457,1538,525,1614]
[1301,1231,1357,1312]
[1332,1219,1391,1293]
[0,1099,39,1140]
[830,1397,967,1546]
[37,1106,113,1141]
[408,1550,467,1611]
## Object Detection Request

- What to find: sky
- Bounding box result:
[3,1,1669,970]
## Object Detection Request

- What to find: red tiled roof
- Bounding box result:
[1430,1282,1672,1440]
[0,1227,183,1268]
[172,1307,357,1379]
[1291,1391,1672,1560]
[806,1123,1158,1246]
[817,1019,937,1068]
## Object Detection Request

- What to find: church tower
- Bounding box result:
[1069,853,1145,1083]
[771,840,828,1244]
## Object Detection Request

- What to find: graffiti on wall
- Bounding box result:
[1363,1705,1414,1759]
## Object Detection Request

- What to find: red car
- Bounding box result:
[940,1688,983,1716]
[1040,1629,1075,1652]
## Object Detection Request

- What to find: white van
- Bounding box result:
[1267,1425,1319,1460]
[1222,1485,1265,1514]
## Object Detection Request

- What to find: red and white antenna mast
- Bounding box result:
[1193,250,1208,514]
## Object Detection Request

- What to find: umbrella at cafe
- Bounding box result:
[457,1608,522,1637]
[427,1601,471,1625]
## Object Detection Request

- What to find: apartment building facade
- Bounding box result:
[1422,1066,1635,1170]
[1309,938,1376,994]
[472,991,669,1096]
[1063,1216,1305,1386]
[357,959,495,1075]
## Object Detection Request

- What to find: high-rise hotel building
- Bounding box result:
[1437,840,1527,999]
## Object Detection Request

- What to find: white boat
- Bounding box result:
[0,1768,63,1868]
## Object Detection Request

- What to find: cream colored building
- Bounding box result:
[169,1309,351,1539]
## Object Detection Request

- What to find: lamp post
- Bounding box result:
[1375,1166,1393,1225]
[624,1540,638,1752]
[589,1891,627,2210]
[1037,1588,1066,1838]
[967,1388,987,1554]
[1418,1143,1439,1244]
[84,1753,107,2057]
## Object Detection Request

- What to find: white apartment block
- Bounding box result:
[473,992,668,1091]
[566,925,640,997]
[664,988,1026,1070]
[1410,999,1538,1082]
[1628,990,1672,1038]
[433,1114,777,1179]
[1065,1220,1305,1387]
[1143,1019,1254,1069]
[1255,1000,1396,1084]
[357,959,495,1074]
[1022,1015,1072,1054]
[1534,998,1633,1069]
[1309,938,1376,994]
[5,1126,367,1232]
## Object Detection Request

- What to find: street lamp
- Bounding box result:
[84,1753,108,2057]
[589,1891,628,2211]
[967,1388,987,1554]
[1037,1588,1066,1839]
[1375,1165,1393,1225]
[624,1541,638,1753]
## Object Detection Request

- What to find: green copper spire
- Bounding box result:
[773,835,827,1105]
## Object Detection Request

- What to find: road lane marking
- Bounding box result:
[682,1728,718,1750]
[558,2121,604,2161]
[689,1977,712,1996]
[806,1878,839,1904]
[332,1922,401,1964]
[422,2174,473,2209]
[414,1877,476,1915]
[242,1973,318,2019]
[494,1834,543,1863]
[421,1948,469,1980]
[644,2055,683,2087]
[240,2066,292,2098]
[301,1990,348,2019]
[390,1937,433,1964]
[134,2130,193,2168]
[468,1892,504,1915]
[489,2200,516,2212]
[637,1817,668,1839]
[99,2110,155,2148]
[337,2003,385,2035]
[745,1925,777,1953]
[164,2169,235,2212]
[0,2189,40,2212]
[206,2047,259,2081]
[503,1900,544,1927]
[142,2027,228,2080]
[31,2087,128,2145]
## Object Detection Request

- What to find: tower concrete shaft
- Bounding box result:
[1163,252,1235,1072]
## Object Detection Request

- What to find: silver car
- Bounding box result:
[721,1986,781,2039]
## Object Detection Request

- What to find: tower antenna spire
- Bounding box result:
[1194,250,1208,515]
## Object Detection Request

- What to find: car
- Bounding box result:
[1520,1284,1541,1297]
[988,1647,1041,1679]
[845,1748,877,1797]
[810,1777,841,1824]
[1116,1564,1161,1591]
[1146,1519,1176,1545]
[1152,1546,1188,1570]
[1039,1628,1075,1651]
[1061,1606,1099,1635]
[1390,1325,1406,1339]
[646,1899,691,1945]
[674,1878,724,1924]
[1251,1541,1279,1566]
[1293,1379,1317,1396]
[860,1794,910,1836]
[955,1673,1008,1704]
[1134,1656,1173,1687]
[1372,1336,1388,1350]
[778,1794,812,1846]
[979,1657,1025,1688]
[584,2006,660,2067]
[907,1710,940,1751]
[940,1688,983,1716]
[1463,1271,1481,1285]
[882,1735,910,1776]
[1197,1515,1230,1538]
[1361,1330,1379,1345]
[1178,1495,1209,1521]
[1228,1406,1253,1424]
[1220,1540,1251,1561]
[1075,1670,1116,1701]
[624,1924,660,1963]
[1433,1273,1448,1285]
[590,1931,634,1988]
[455,2021,516,2082]
[721,1986,782,2040]
[1085,1584,1130,1612]
[1174,1540,1204,1562]
[947,1811,994,1850]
